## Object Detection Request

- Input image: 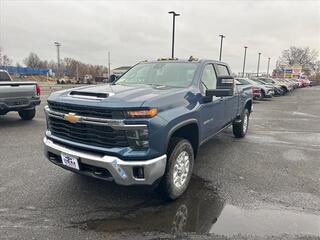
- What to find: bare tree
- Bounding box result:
[23,52,42,68]
[2,55,13,66]
[278,46,319,75]
[62,57,107,79]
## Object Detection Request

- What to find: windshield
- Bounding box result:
[115,62,198,88]
[260,78,274,84]
[0,72,11,81]
[236,78,250,85]
[254,79,267,85]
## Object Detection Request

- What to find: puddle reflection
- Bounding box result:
[72,176,320,236]
[76,176,225,234]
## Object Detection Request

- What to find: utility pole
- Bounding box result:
[76,63,79,82]
[168,11,180,59]
[218,34,225,61]
[54,41,61,77]
[242,46,248,77]
[257,52,262,77]
[108,51,111,80]
[0,47,2,67]
[267,57,271,77]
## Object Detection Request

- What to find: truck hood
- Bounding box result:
[48,83,190,109]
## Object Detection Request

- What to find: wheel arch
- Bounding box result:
[166,119,200,159]
[244,99,253,113]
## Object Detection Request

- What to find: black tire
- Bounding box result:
[18,108,36,120]
[157,137,194,200]
[233,108,250,138]
[256,90,264,100]
[260,90,265,99]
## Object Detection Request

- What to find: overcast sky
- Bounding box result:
[0,0,319,73]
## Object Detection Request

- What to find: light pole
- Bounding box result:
[218,34,226,61]
[108,51,111,80]
[267,57,271,77]
[242,46,248,77]
[257,52,262,77]
[54,41,61,77]
[168,11,180,59]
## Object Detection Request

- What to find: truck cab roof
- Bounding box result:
[146,58,229,66]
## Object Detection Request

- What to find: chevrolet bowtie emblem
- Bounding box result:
[64,113,80,123]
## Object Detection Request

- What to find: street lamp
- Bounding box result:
[108,51,111,80]
[257,52,262,77]
[54,41,61,77]
[242,46,248,77]
[168,11,180,59]
[267,57,271,77]
[218,34,226,61]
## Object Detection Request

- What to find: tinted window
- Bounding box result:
[116,62,197,88]
[201,64,217,90]
[0,72,11,81]
[216,64,230,76]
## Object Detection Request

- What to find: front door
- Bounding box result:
[215,64,238,124]
[199,64,225,140]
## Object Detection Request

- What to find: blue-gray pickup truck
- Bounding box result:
[43,59,253,199]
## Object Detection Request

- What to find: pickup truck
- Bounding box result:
[0,70,41,120]
[43,59,253,200]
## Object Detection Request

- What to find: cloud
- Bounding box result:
[1,0,319,73]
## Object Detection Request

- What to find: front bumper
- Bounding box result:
[43,137,167,186]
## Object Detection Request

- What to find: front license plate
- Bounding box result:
[61,153,80,170]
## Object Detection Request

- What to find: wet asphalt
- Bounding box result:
[0,86,319,240]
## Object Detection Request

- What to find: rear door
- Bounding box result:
[215,64,238,124]
[199,63,225,140]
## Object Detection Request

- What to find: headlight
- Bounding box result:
[126,128,149,149]
[126,108,157,118]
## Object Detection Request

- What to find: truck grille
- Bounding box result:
[48,101,124,119]
[48,116,129,148]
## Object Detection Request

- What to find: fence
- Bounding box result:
[0,66,50,75]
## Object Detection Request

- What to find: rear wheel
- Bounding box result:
[18,108,36,120]
[158,138,194,200]
[233,108,249,138]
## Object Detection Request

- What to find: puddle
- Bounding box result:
[211,205,320,236]
[71,177,320,236]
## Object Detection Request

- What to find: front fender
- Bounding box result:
[165,118,199,150]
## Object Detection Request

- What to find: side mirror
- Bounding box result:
[205,88,233,98]
[217,75,235,89]
[204,75,234,99]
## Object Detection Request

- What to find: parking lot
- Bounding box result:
[0,86,320,239]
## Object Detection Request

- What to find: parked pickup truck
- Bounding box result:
[0,70,41,120]
[43,59,253,199]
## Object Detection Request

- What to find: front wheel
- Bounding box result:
[18,108,36,120]
[233,108,250,138]
[158,138,194,200]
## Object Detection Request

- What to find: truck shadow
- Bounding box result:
[0,113,45,128]
[0,115,33,127]
[67,175,226,235]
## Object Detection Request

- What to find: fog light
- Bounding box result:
[133,167,145,179]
